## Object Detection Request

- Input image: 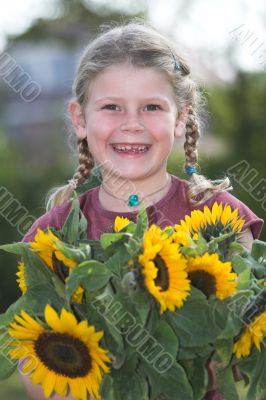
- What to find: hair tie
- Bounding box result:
[185,165,198,176]
[68,178,78,190]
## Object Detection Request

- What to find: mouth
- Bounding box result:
[110,143,151,155]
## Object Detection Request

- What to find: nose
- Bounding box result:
[120,111,144,133]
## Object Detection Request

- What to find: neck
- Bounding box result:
[98,171,171,212]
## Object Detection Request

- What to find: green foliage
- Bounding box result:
[0,197,265,399]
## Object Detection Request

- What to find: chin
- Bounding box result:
[104,166,148,182]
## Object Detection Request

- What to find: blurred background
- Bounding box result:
[0,0,265,397]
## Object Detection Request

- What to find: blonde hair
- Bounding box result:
[46,18,231,210]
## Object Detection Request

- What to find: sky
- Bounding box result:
[0,0,265,75]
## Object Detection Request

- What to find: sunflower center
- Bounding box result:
[154,255,169,291]
[34,332,91,377]
[188,270,216,297]
[52,254,69,282]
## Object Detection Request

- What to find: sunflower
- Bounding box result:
[138,224,190,314]
[16,259,84,304]
[114,216,131,232]
[8,304,111,400]
[29,229,77,271]
[186,253,237,299]
[233,310,266,358]
[16,262,26,294]
[175,202,245,242]
[28,229,84,303]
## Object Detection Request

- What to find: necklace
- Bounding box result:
[101,174,171,207]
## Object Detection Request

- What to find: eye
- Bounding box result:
[102,104,119,110]
[145,104,161,111]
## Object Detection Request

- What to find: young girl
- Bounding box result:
[20,19,263,400]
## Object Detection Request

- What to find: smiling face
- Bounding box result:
[70,63,187,182]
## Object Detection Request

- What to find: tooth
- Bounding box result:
[113,144,149,152]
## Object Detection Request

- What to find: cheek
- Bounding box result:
[149,117,175,144]
[86,117,113,148]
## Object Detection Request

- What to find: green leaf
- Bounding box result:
[222,290,254,333]
[215,338,234,365]
[126,202,148,255]
[178,347,197,360]
[233,254,265,279]
[238,346,266,400]
[55,241,91,263]
[166,289,219,347]
[66,261,112,300]
[82,239,106,261]
[194,232,208,255]
[145,302,160,334]
[99,375,116,400]
[0,313,13,330]
[100,233,129,249]
[78,209,89,240]
[180,246,198,257]
[140,360,193,400]
[112,370,149,400]
[152,320,179,358]
[0,242,30,255]
[129,288,151,326]
[25,284,65,314]
[60,194,88,243]
[237,267,251,290]
[232,255,250,274]
[181,358,208,400]
[216,364,239,400]
[86,293,125,369]
[0,354,17,380]
[21,247,54,290]
[1,296,29,326]
[105,246,132,277]
[136,202,148,232]
[251,239,266,262]
[0,329,19,380]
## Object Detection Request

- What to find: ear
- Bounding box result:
[68,101,87,139]
[174,106,190,138]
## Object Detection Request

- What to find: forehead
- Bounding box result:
[87,63,176,102]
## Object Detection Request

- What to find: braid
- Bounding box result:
[184,107,200,169]
[73,138,94,185]
[46,138,94,210]
[184,107,232,205]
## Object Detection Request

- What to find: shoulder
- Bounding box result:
[21,188,98,243]
[171,175,264,240]
[205,190,264,239]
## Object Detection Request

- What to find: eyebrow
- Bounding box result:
[95,97,170,106]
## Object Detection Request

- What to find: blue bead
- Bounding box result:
[185,165,197,176]
[128,194,139,206]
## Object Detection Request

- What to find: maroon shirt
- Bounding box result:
[22,174,263,242]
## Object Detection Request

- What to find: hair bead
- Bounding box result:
[185,165,198,176]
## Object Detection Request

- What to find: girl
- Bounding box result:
[20,19,263,400]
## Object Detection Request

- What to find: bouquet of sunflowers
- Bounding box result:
[0,196,265,400]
